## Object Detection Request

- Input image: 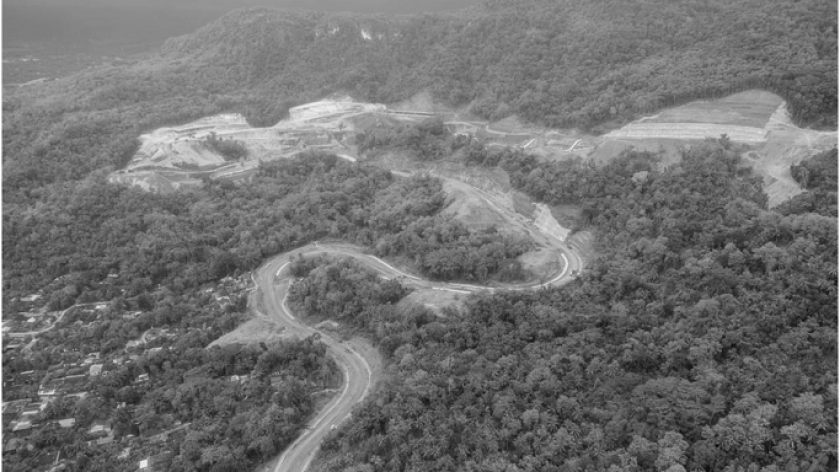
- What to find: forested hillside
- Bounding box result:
[778,148,839,217]
[310,143,837,472]
[3,0,836,198]
[2,154,527,307]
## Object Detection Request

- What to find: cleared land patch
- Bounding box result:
[639,90,783,127]
[597,91,837,207]
[111,98,385,192]
[605,123,768,143]
[208,316,289,347]
[605,90,785,143]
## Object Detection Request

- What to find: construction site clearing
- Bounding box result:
[108,90,836,209]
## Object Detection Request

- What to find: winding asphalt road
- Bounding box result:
[259,236,581,472]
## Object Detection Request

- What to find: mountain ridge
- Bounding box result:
[155,0,837,130]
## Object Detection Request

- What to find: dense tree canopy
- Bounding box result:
[3,154,523,310]
[779,148,838,217]
[308,144,836,472]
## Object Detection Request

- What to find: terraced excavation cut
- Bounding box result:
[597,91,837,207]
[604,91,784,142]
[109,97,386,192]
[110,89,835,207]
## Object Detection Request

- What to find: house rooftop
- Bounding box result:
[2,400,29,414]
[138,451,172,470]
[4,438,26,453]
[57,418,76,428]
[94,435,114,446]
[12,419,33,431]
[88,419,112,434]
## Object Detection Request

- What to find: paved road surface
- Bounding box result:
[257,249,372,472]
[260,157,582,472]
[260,238,581,472]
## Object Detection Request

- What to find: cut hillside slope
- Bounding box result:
[597,91,837,207]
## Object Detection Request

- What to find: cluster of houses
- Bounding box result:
[3,366,172,471]
[2,274,255,470]
[202,275,249,309]
[37,352,117,398]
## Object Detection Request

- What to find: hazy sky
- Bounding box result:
[3,0,481,45]
[3,0,481,14]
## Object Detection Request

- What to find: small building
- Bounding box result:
[88,419,113,436]
[2,400,29,415]
[12,419,33,432]
[64,391,88,401]
[56,418,76,429]
[89,434,114,447]
[4,438,25,454]
[89,364,103,376]
[269,374,284,388]
[22,401,47,416]
[118,447,131,460]
[138,451,172,471]
[17,370,36,382]
[63,375,88,393]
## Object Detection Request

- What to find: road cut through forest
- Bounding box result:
[257,237,583,472]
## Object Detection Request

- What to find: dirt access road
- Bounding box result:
[259,238,581,472]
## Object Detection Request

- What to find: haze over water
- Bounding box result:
[2,0,480,85]
[4,0,480,46]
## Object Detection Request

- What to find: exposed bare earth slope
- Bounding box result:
[599,91,837,207]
